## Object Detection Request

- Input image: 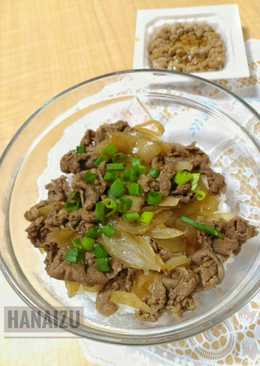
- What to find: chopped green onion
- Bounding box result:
[84,171,97,184]
[175,170,193,186]
[95,202,105,222]
[102,197,117,210]
[132,157,146,174]
[81,237,95,251]
[195,190,206,201]
[147,191,162,205]
[123,168,139,182]
[85,226,99,239]
[149,168,160,178]
[64,201,81,213]
[95,156,107,166]
[72,238,82,248]
[100,223,117,237]
[180,215,224,238]
[107,163,125,171]
[140,211,154,225]
[75,145,86,155]
[104,171,117,182]
[117,196,133,213]
[94,243,109,258]
[103,143,117,156]
[96,257,111,272]
[123,211,140,222]
[64,247,80,263]
[127,182,142,196]
[108,178,125,198]
[191,173,200,192]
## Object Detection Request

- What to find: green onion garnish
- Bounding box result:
[127,182,142,196]
[64,247,81,263]
[95,156,107,166]
[123,211,140,222]
[195,190,206,201]
[149,168,160,178]
[96,257,111,272]
[191,173,200,192]
[180,215,224,238]
[140,211,154,225]
[103,143,117,156]
[175,170,193,186]
[95,202,105,222]
[72,238,82,248]
[117,196,133,213]
[94,243,109,258]
[81,237,95,251]
[64,201,81,213]
[123,168,139,182]
[100,223,117,237]
[147,191,162,205]
[75,145,86,155]
[85,226,99,239]
[102,197,117,210]
[132,157,146,174]
[107,163,125,171]
[84,171,97,184]
[108,178,125,198]
[104,171,117,182]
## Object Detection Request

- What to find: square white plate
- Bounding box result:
[133,4,249,80]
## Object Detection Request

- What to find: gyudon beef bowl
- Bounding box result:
[1,70,260,344]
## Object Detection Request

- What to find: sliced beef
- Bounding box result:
[94,120,129,143]
[191,248,224,288]
[203,168,225,194]
[45,246,89,284]
[60,151,98,174]
[80,129,96,147]
[67,209,95,234]
[166,267,199,306]
[159,163,176,196]
[213,238,239,257]
[96,269,136,316]
[222,217,257,252]
[26,216,49,247]
[45,176,70,202]
[138,174,159,193]
[138,280,167,321]
[24,200,49,221]
[172,183,194,203]
[72,170,106,210]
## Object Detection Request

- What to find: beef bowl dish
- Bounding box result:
[1,70,260,344]
[25,120,257,322]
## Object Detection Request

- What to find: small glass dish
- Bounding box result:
[0,70,259,345]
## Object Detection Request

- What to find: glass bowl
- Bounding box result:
[0,70,260,345]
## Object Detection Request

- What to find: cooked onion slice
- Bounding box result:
[150,226,184,239]
[163,255,191,271]
[175,160,193,171]
[159,196,180,207]
[46,228,76,246]
[102,233,164,271]
[134,120,165,140]
[110,291,151,312]
[65,281,80,297]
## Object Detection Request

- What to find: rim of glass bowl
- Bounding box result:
[0,69,260,345]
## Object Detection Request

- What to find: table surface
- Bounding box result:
[1,1,260,365]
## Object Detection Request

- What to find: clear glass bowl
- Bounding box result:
[0,70,260,345]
